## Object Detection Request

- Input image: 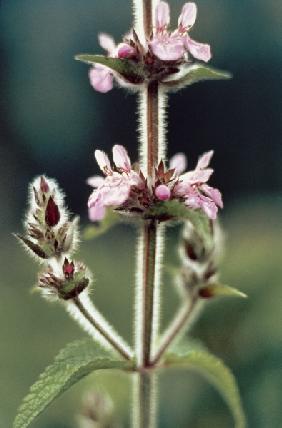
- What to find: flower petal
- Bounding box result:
[112,145,131,172]
[196,150,214,169]
[86,176,105,188]
[201,184,223,208]
[155,1,170,31]
[89,66,113,93]
[185,36,212,62]
[150,35,185,61]
[98,33,116,55]
[94,149,112,174]
[180,168,213,184]
[169,153,187,175]
[178,3,197,30]
[88,199,106,221]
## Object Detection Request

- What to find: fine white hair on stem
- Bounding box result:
[65,291,133,357]
[137,88,148,174]
[151,223,165,356]
[138,87,168,175]
[131,372,158,428]
[132,0,145,44]
[134,229,145,366]
[157,87,168,164]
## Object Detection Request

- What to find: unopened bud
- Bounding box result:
[45,196,60,227]
[38,259,90,301]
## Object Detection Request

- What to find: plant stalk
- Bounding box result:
[132,372,157,428]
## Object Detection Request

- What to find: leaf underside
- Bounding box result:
[163,340,246,428]
[14,339,132,428]
[75,54,144,83]
[162,64,232,90]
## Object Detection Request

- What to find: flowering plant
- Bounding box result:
[14,2,246,428]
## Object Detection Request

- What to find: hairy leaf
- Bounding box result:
[162,63,232,90]
[14,339,132,428]
[145,200,213,250]
[83,209,121,240]
[75,54,145,83]
[163,342,246,428]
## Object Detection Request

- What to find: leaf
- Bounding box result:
[199,283,248,299]
[162,63,232,90]
[163,341,246,428]
[83,209,121,240]
[14,339,132,428]
[145,200,213,250]
[75,54,145,84]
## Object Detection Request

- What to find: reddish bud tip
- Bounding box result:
[45,196,60,227]
[199,286,213,299]
[63,258,75,279]
[40,176,49,193]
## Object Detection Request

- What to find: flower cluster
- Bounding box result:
[89,1,211,93]
[87,145,222,222]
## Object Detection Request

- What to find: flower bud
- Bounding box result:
[38,259,90,301]
[17,176,79,261]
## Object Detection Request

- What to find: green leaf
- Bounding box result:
[145,200,213,250]
[199,283,248,299]
[75,54,145,83]
[83,209,121,240]
[162,63,232,90]
[163,342,246,428]
[14,339,132,428]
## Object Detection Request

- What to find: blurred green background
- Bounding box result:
[1,0,281,427]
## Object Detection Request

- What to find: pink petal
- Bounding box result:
[98,33,116,56]
[86,175,105,188]
[180,168,213,184]
[89,66,113,93]
[155,1,170,31]
[201,184,223,208]
[185,37,212,62]
[117,43,136,58]
[150,35,185,61]
[94,149,112,175]
[196,150,214,170]
[155,184,171,201]
[128,171,145,189]
[101,177,130,206]
[112,145,131,172]
[201,198,218,220]
[178,3,197,30]
[88,200,106,221]
[169,153,187,175]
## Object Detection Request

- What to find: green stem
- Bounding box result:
[132,372,157,428]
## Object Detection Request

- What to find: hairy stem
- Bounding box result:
[132,372,157,428]
[142,220,157,366]
[72,296,132,360]
[151,296,200,366]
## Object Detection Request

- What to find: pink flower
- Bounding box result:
[150,2,211,62]
[173,150,223,220]
[87,145,222,222]
[89,34,136,93]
